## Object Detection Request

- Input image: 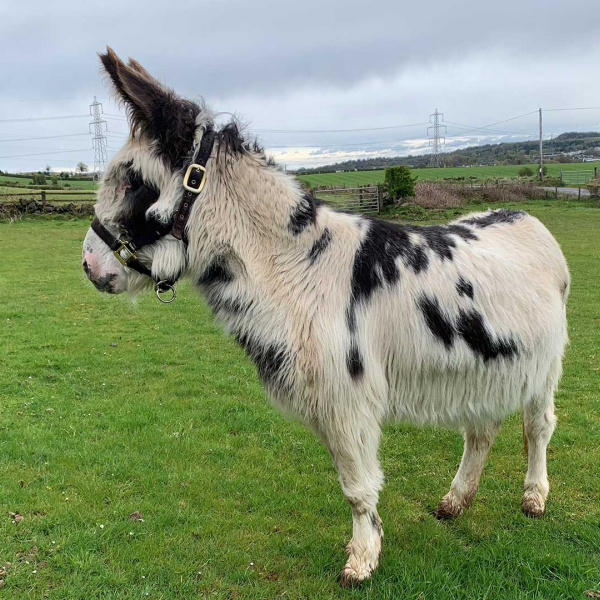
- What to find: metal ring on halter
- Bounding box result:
[155,281,176,303]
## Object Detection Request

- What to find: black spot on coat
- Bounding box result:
[456,276,474,299]
[289,193,318,235]
[456,309,518,361]
[417,294,519,361]
[346,342,365,380]
[461,209,526,228]
[307,228,332,264]
[417,295,455,348]
[197,255,233,286]
[235,332,291,390]
[210,296,252,317]
[346,218,477,332]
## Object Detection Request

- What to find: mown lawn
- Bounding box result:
[0,200,599,599]
[296,162,600,188]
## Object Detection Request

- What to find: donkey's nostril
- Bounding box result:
[82,259,91,277]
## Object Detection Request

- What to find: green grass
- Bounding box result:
[297,162,600,188]
[0,200,599,599]
[0,175,97,190]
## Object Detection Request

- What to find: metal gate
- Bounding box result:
[560,169,595,185]
[315,186,380,215]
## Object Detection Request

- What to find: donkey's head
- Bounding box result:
[83,48,302,300]
[82,47,215,296]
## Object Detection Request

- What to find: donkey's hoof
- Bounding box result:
[436,493,463,519]
[339,563,372,587]
[522,491,545,518]
[339,538,380,588]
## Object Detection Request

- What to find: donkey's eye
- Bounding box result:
[127,171,145,191]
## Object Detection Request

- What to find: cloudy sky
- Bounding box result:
[1,0,600,172]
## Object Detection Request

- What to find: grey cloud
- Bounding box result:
[1,0,600,171]
[2,0,599,99]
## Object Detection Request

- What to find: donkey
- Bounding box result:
[82,48,570,586]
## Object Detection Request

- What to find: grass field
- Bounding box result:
[297,162,600,188]
[0,200,599,599]
[0,175,97,190]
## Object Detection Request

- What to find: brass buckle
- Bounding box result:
[114,240,137,266]
[183,163,207,193]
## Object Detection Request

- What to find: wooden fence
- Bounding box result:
[0,190,95,203]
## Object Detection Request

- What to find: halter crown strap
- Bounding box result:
[171,128,216,240]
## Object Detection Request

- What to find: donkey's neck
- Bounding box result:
[189,153,318,271]
[187,153,358,353]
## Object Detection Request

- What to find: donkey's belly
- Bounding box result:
[386,358,532,429]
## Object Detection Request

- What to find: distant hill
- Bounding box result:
[294,132,600,174]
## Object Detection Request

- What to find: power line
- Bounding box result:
[444,121,533,137]
[252,121,429,134]
[0,148,92,159]
[442,111,538,137]
[0,133,91,143]
[544,106,600,112]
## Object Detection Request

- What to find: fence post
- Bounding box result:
[579,187,581,199]
[377,185,383,212]
[555,186,558,199]
[41,190,46,206]
[595,167,598,179]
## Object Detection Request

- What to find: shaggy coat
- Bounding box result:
[82,48,569,586]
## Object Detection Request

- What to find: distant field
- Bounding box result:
[297,162,600,188]
[0,174,97,190]
[0,186,96,202]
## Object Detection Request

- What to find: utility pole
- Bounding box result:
[89,97,108,179]
[428,109,446,167]
[539,108,543,181]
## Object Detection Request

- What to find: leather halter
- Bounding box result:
[90,127,216,303]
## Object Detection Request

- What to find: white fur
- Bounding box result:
[84,123,569,586]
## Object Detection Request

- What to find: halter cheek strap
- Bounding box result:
[89,127,216,303]
[172,128,216,240]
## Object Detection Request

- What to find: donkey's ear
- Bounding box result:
[127,57,154,79]
[99,47,171,127]
[99,47,199,165]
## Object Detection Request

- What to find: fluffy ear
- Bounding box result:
[99,47,200,166]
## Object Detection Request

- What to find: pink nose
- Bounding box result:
[82,258,91,277]
[82,251,93,278]
[82,250,100,280]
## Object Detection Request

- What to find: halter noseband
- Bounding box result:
[90,127,216,303]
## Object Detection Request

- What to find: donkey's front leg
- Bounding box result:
[318,417,384,587]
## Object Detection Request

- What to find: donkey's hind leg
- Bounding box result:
[437,421,501,519]
[316,415,384,587]
[522,392,556,517]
